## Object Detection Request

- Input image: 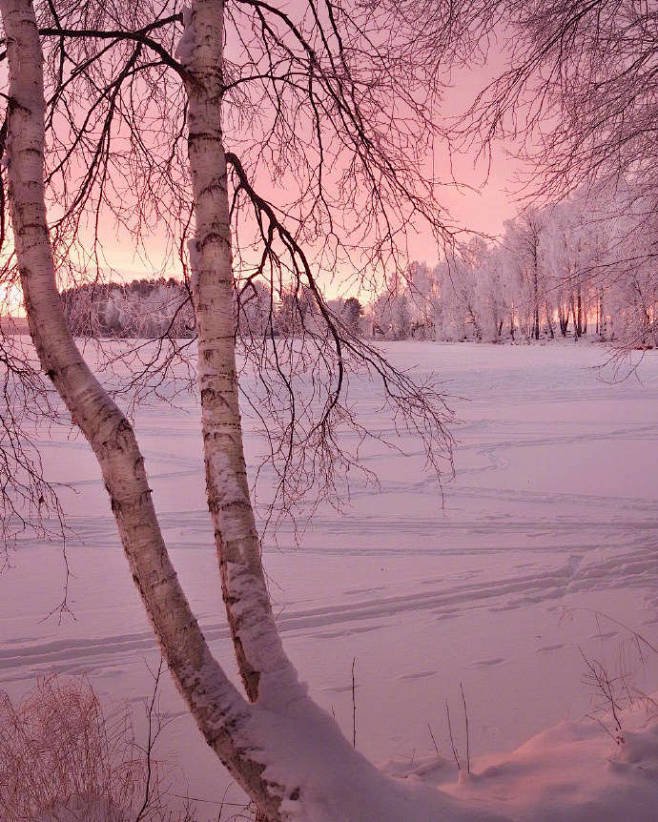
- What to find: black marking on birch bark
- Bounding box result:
[18,146,42,159]
[17,220,48,233]
[187,131,222,145]
[221,500,252,515]
[197,231,230,250]
[199,178,228,198]
[199,181,227,197]
[7,96,29,116]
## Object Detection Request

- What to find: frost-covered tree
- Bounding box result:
[602,188,658,348]
[369,290,414,340]
[238,278,274,339]
[501,209,544,340]
[62,280,194,338]
[453,0,658,347]
[474,244,510,343]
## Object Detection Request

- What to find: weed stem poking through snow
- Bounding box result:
[445,700,461,771]
[352,656,357,749]
[460,682,471,775]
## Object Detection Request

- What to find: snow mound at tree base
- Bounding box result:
[244,690,658,821]
[385,699,658,821]
[28,702,658,822]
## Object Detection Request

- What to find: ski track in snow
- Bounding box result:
[2,533,656,682]
[2,341,658,811]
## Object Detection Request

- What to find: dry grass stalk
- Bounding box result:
[0,674,195,821]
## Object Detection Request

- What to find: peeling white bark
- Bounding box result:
[2,4,492,820]
[182,0,302,708]
[0,1,284,816]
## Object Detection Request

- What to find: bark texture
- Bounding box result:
[182,0,301,708]
[0,1,284,816]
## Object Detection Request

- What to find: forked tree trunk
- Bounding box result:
[0,4,430,822]
[0,1,284,816]
[1,3,509,821]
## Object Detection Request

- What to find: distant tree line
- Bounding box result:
[62,277,365,340]
[370,184,658,349]
[63,184,656,350]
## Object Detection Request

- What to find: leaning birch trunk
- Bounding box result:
[181,0,301,706]
[0,1,284,816]
[1,4,508,821]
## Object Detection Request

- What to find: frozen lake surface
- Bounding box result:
[2,341,658,815]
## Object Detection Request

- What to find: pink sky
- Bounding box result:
[90,39,520,290]
[97,140,518,298]
[97,153,515,281]
[2,26,520,310]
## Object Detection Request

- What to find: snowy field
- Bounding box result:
[2,341,658,817]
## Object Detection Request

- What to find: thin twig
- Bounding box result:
[460,682,471,775]
[445,700,461,771]
[351,656,357,749]
[427,722,440,757]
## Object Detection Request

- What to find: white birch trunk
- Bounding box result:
[1,4,505,820]
[0,1,284,816]
[182,0,301,708]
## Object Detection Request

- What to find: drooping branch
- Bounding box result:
[0,2,289,816]
[225,149,455,527]
[38,16,192,84]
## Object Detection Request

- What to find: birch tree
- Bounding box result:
[0,1,478,819]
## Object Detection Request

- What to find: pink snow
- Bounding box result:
[2,340,658,819]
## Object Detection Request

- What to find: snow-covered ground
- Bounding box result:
[2,341,658,819]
